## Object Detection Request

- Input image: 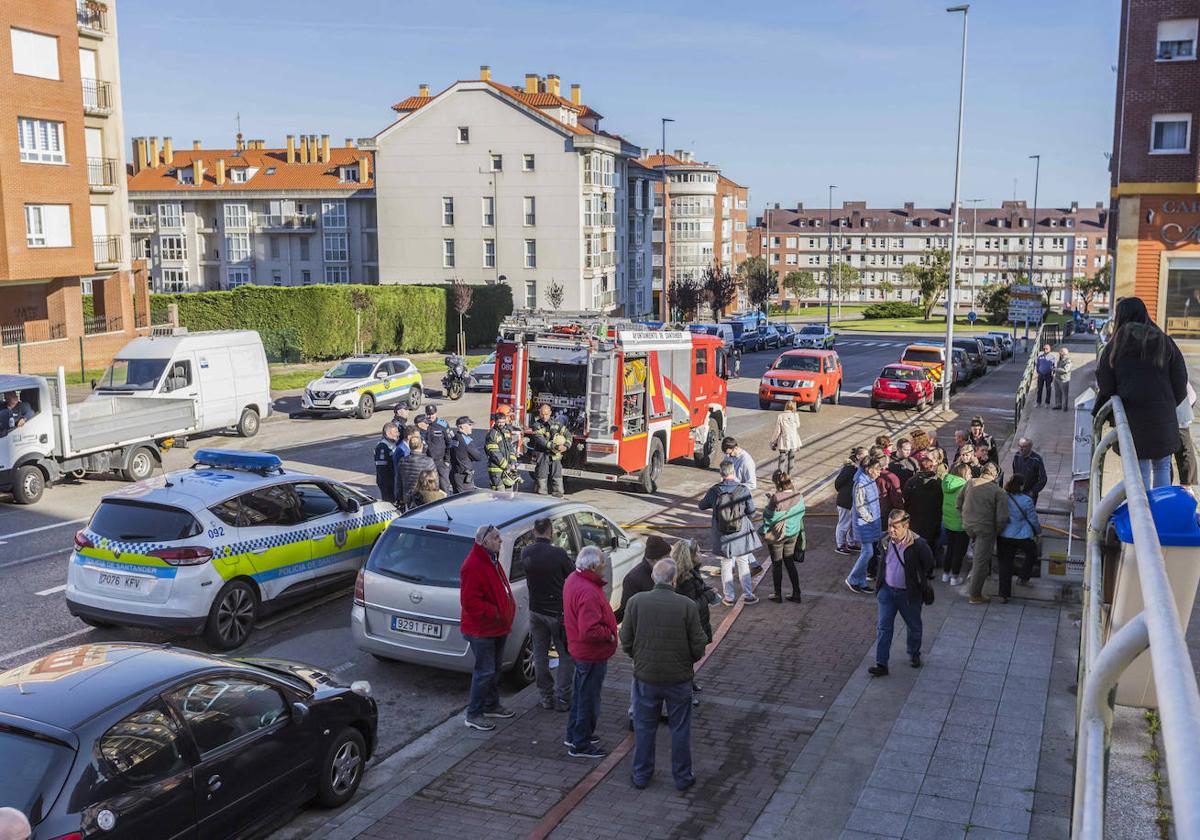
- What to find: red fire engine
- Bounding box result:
[491,315,730,492]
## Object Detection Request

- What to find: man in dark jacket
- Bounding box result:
[902,455,943,555]
[563,546,619,758]
[420,405,453,493]
[1011,438,1048,502]
[868,510,935,676]
[834,447,866,555]
[459,525,516,730]
[395,435,435,509]
[523,517,575,711]
[698,459,762,605]
[449,416,483,493]
[967,416,998,465]
[1034,343,1054,406]
[373,422,400,503]
[888,438,918,486]
[621,558,708,791]
[615,535,672,623]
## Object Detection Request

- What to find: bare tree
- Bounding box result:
[702,264,738,322]
[668,275,702,322]
[451,277,473,356]
[546,279,565,311]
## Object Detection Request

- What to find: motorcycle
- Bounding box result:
[442,355,468,400]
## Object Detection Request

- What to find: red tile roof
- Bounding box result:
[127,146,373,192]
[639,153,715,169]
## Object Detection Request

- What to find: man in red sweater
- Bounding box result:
[563,546,619,758]
[460,524,516,731]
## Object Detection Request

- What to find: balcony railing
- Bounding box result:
[131,215,157,231]
[77,1,109,34]
[87,157,118,190]
[82,78,113,115]
[93,235,122,268]
[83,314,122,336]
[256,213,318,231]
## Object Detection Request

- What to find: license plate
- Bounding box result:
[390,616,442,638]
[97,572,141,592]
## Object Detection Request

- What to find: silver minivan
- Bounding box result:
[351,491,646,683]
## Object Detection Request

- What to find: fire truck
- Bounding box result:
[491,314,730,493]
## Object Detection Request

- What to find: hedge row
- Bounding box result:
[150,284,512,362]
[862,301,923,319]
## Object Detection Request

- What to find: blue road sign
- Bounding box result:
[966,310,978,323]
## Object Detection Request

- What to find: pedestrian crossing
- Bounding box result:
[837,339,909,348]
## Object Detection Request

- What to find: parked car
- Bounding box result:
[950,348,971,387]
[352,492,645,684]
[758,349,843,412]
[300,354,423,419]
[735,327,765,353]
[870,363,936,409]
[984,330,1014,358]
[794,324,836,349]
[467,352,496,392]
[760,324,782,350]
[951,338,988,379]
[976,335,1003,364]
[775,324,798,347]
[899,343,956,396]
[0,643,378,840]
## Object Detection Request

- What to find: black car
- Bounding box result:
[735,328,764,353]
[951,338,988,379]
[775,324,797,347]
[0,643,378,840]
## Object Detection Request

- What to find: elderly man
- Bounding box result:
[0,808,30,840]
[699,458,761,606]
[523,517,575,711]
[621,558,708,791]
[1035,343,1055,406]
[868,510,935,676]
[459,524,516,730]
[1011,438,1048,502]
[563,546,619,758]
[958,462,1009,605]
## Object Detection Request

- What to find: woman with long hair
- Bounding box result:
[762,469,805,602]
[411,469,447,507]
[671,539,713,643]
[771,399,803,475]
[940,462,973,586]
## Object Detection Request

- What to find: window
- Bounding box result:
[366,527,473,588]
[323,232,348,262]
[524,239,536,268]
[226,233,250,262]
[694,348,708,375]
[229,167,249,183]
[10,28,58,80]
[338,166,359,183]
[99,704,188,785]
[226,268,251,288]
[321,199,347,229]
[481,196,495,226]
[224,203,249,229]
[457,126,469,143]
[302,269,312,284]
[269,235,280,260]
[523,196,536,226]
[159,360,192,393]
[490,154,502,172]
[483,239,496,268]
[158,202,182,229]
[1157,18,1198,60]
[324,265,349,284]
[17,117,64,163]
[272,269,282,285]
[161,268,187,292]
[442,196,455,226]
[443,238,455,268]
[168,678,288,755]
[525,280,537,308]
[1152,113,1192,153]
[299,237,310,260]
[159,235,186,261]
[523,153,535,171]
[24,204,70,247]
[292,482,343,520]
[573,510,621,551]
[510,518,576,580]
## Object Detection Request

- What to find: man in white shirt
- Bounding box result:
[721,436,757,491]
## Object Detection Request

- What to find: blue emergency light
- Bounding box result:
[192,449,284,475]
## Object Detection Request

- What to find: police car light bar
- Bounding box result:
[192,449,284,475]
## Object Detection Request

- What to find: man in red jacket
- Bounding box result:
[460,524,516,731]
[563,545,619,758]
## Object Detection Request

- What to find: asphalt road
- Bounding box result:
[0,334,978,766]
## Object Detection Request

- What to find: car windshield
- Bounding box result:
[90,499,201,542]
[367,527,474,588]
[773,355,821,372]
[722,322,745,338]
[881,367,925,381]
[95,358,168,391]
[480,352,496,364]
[326,361,376,379]
[799,326,824,335]
[0,731,74,824]
[953,341,979,352]
[903,349,943,365]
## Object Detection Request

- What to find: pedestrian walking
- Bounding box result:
[421,405,453,493]
[868,510,934,676]
[762,470,805,603]
[459,525,516,730]
[616,535,672,622]
[410,469,447,507]
[967,416,998,465]
[523,517,575,711]
[958,462,1009,604]
[485,407,518,490]
[834,447,867,556]
[771,400,803,474]
[449,416,483,493]
[889,438,918,486]
[902,454,943,558]
[395,434,435,509]
[1011,438,1048,502]
[529,403,568,497]
[699,459,761,606]
[998,475,1041,600]
[1035,343,1055,406]
[563,546,619,758]
[373,422,400,503]
[1176,383,1198,486]
[845,457,884,594]
[621,558,708,791]
[1053,347,1073,410]
[941,462,972,585]
[721,436,757,491]
[1094,297,1188,490]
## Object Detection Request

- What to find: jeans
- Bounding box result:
[1139,456,1172,490]
[566,660,607,749]
[944,529,969,576]
[835,506,854,548]
[997,536,1038,597]
[966,528,997,598]
[875,583,923,667]
[631,679,694,789]
[464,634,506,717]
[1053,379,1070,410]
[768,534,801,597]
[1036,372,1052,405]
[720,553,754,600]
[848,540,876,588]
[776,448,796,474]
[1177,429,1198,486]
[529,611,574,704]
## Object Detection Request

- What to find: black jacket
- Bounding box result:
[450,431,483,475]
[878,536,935,603]
[395,452,435,505]
[834,462,858,509]
[373,440,397,501]
[902,472,943,543]
[889,454,918,487]
[968,432,999,465]
[615,558,654,623]
[1011,452,1048,499]
[521,538,574,617]
[675,570,713,642]
[1094,326,1188,460]
[422,421,451,464]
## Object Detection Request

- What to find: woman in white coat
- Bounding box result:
[771,399,803,474]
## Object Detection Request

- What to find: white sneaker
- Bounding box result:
[941,572,951,583]
[951,576,962,586]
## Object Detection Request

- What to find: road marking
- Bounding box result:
[0,517,88,545]
[0,547,71,570]
[0,627,91,665]
[36,584,66,596]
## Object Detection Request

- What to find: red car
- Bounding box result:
[870,363,935,409]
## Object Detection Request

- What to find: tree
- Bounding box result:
[740,256,777,311]
[1076,264,1109,314]
[783,270,818,302]
[350,288,370,356]
[451,278,473,356]
[828,262,860,302]
[978,282,1012,326]
[668,275,702,322]
[899,248,951,320]
[878,279,896,298]
[545,279,564,311]
[702,264,738,321]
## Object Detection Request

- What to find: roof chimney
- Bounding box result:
[286,135,295,164]
[235,134,245,153]
[215,158,226,186]
[524,73,538,93]
[298,134,309,164]
[192,139,202,150]
[192,158,203,184]
[345,137,354,148]
[131,137,144,174]
[903,202,915,213]
[547,74,561,97]
[570,83,581,106]
[1070,201,1079,213]
[162,137,174,166]
[418,83,430,97]
[357,155,369,183]
[310,135,319,164]
[148,137,159,168]
[321,134,330,164]
[480,65,491,81]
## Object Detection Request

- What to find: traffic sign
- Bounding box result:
[966,310,977,323]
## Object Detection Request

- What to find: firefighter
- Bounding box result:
[373,422,401,504]
[528,402,568,497]
[450,415,483,493]
[485,406,518,491]
[418,405,453,494]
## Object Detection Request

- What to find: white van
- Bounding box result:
[92,328,271,437]
[687,323,735,350]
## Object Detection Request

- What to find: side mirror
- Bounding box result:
[376,371,388,379]
[345,497,361,514]
[291,702,310,725]
[90,379,97,390]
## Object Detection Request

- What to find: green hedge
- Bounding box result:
[862,301,923,319]
[150,284,512,362]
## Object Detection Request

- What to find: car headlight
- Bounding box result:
[797,380,815,388]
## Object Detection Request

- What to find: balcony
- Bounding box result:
[131,215,156,232]
[256,213,318,231]
[93,235,121,269]
[82,78,113,116]
[584,212,616,228]
[83,314,122,336]
[77,1,109,37]
[87,157,118,192]
[593,289,617,309]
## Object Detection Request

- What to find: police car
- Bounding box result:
[65,449,397,650]
[300,355,423,419]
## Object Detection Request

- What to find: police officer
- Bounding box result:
[485,405,517,490]
[450,416,483,493]
[0,390,34,436]
[421,404,453,493]
[373,422,401,503]
[528,403,567,497]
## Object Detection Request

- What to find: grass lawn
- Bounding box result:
[268,354,487,391]
[772,304,870,318]
[832,315,1003,333]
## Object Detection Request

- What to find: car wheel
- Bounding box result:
[810,390,823,413]
[870,399,881,409]
[356,393,375,420]
[236,407,260,437]
[695,417,721,468]
[406,385,422,411]
[204,580,258,650]
[640,439,664,494]
[506,633,536,687]
[11,465,45,505]
[831,382,842,405]
[758,398,772,410]
[121,446,156,483]
[317,727,367,808]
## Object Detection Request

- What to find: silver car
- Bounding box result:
[351,491,646,683]
[467,352,496,392]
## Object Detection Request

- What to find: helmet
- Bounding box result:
[495,403,512,416]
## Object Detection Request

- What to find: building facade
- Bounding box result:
[1,0,145,367]
[126,134,376,292]
[748,201,1109,309]
[1110,0,1200,338]
[374,67,651,314]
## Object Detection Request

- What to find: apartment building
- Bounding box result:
[717,175,749,272]
[126,134,376,292]
[1,0,144,368]
[375,67,652,314]
[748,201,1109,309]
[1110,0,1200,338]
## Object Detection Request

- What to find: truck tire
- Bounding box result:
[758,398,772,410]
[121,447,156,483]
[640,440,664,494]
[237,407,261,437]
[205,580,258,650]
[356,393,375,420]
[694,418,721,468]
[11,465,45,505]
[810,390,823,413]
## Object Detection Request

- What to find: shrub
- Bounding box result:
[862,301,923,319]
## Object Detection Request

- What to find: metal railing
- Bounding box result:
[83,314,121,336]
[131,215,156,231]
[1013,320,1062,420]
[77,1,109,33]
[1073,396,1200,838]
[82,78,112,114]
[87,156,117,188]
[256,213,318,231]
[93,235,121,267]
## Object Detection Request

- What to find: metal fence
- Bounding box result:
[1073,396,1200,837]
[83,314,121,336]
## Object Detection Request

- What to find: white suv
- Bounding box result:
[300,355,422,419]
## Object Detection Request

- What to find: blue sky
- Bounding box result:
[119,0,1119,213]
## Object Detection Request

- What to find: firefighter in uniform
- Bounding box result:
[373,422,401,503]
[485,406,518,490]
[528,402,568,497]
[418,405,453,493]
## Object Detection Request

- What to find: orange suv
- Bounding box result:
[899,343,957,396]
[759,349,843,412]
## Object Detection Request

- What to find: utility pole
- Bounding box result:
[1025,153,1041,351]
[826,185,836,327]
[943,4,969,413]
[966,198,984,308]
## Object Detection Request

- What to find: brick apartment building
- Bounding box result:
[1,0,148,374]
[1110,0,1200,338]
[748,201,1109,309]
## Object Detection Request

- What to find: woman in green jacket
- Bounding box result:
[941,462,972,586]
[762,469,806,602]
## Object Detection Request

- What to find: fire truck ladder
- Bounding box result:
[586,351,615,439]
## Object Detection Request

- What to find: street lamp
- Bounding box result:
[1024,153,1041,350]
[966,198,984,308]
[659,117,674,322]
[827,185,837,327]
[942,3,969,413]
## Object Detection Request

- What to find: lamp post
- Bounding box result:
[966,198,984,308]
[826,185,837,327]
[659,117,674,322]
[1025,153,1041,350]
[942,3,969,413]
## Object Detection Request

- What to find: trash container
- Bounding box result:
[1105,486,1200,708]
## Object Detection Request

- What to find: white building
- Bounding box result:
[374,67,652,314]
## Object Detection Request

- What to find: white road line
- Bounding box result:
[36,584,66,596]
[0,627,91,665]
[0,517,88,545]
[0,547,72,570]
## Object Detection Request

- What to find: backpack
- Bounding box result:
[716,488,742,535]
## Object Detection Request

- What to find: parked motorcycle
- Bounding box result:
[442,355,468,400]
